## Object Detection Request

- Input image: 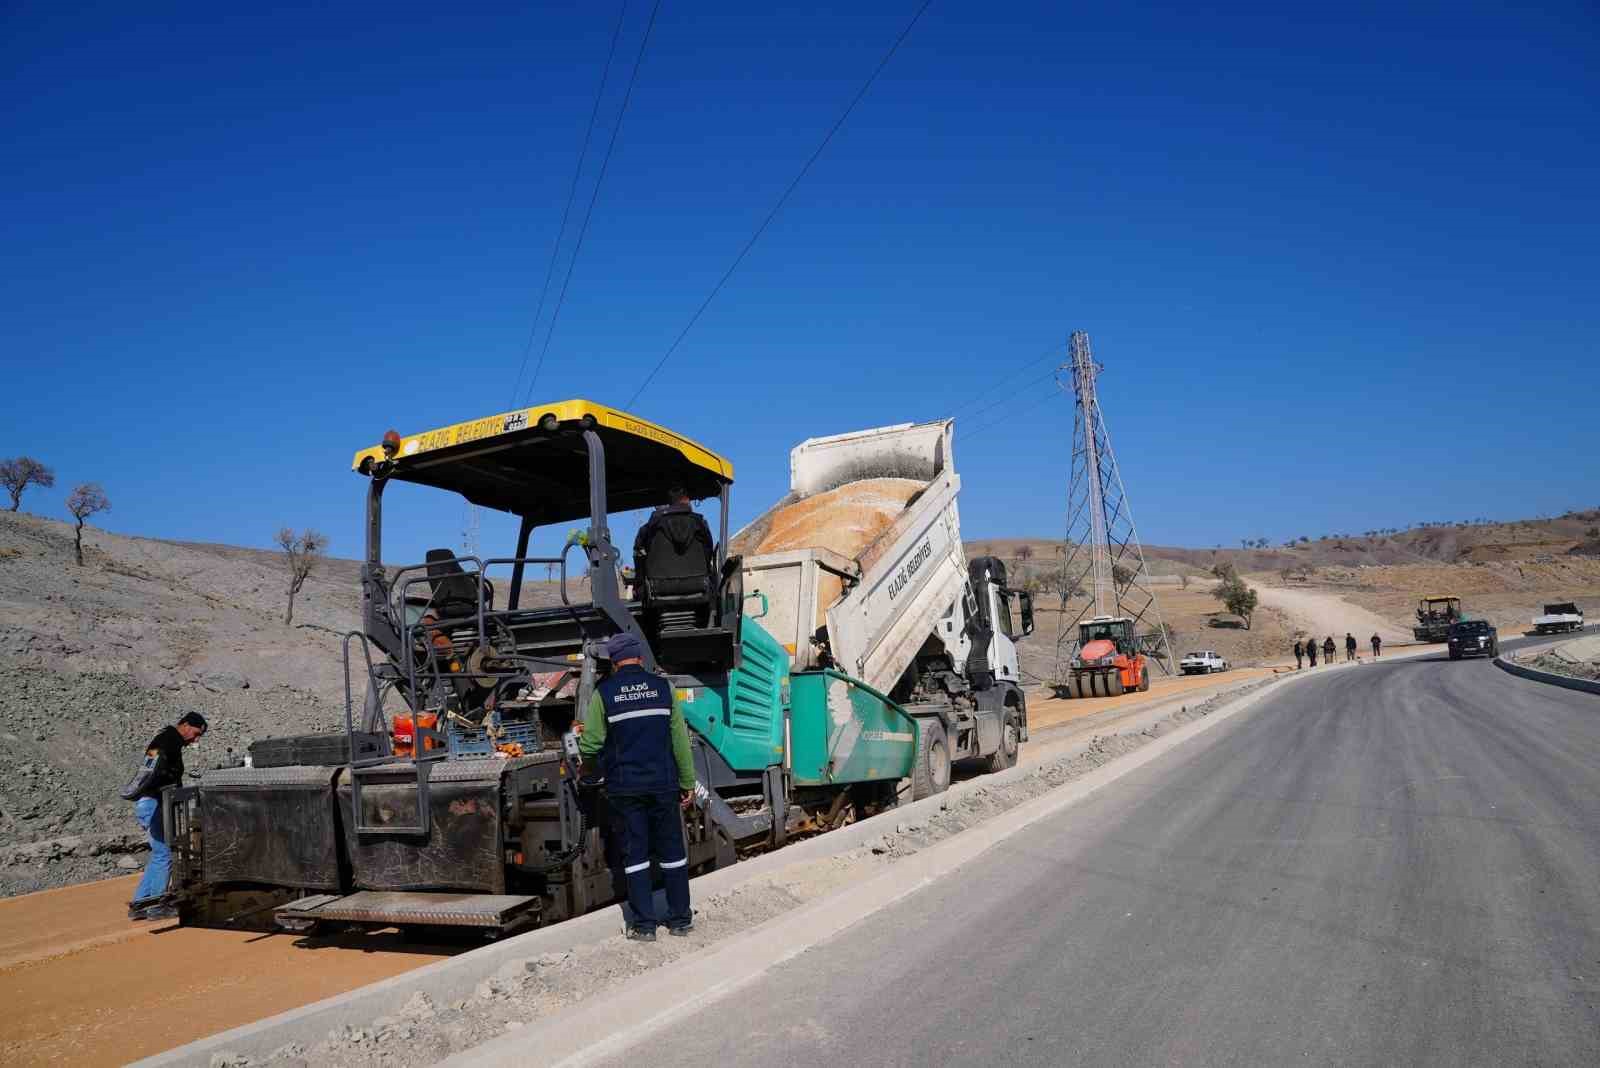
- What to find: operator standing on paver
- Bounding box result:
[120,711,208,920]
[1345,632,1358,661]
[579,632,696,941]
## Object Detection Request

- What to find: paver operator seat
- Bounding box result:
[637,507,717,632]
[424,548,487,619]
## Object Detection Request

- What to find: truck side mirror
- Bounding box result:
[1018,591,1035,637]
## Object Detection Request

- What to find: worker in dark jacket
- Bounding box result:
[632,486,715,589]
[579,632,696,941]
[1306,638,1318,667]
[1371,632,1383,659]
[1293,640,1304,670]
[1323,636,1337,664]
[122,711,207,919]
[1345,632,1358,661]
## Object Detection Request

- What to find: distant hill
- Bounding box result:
[967,509,1600,579]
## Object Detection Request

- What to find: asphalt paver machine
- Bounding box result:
[166,401,933,937]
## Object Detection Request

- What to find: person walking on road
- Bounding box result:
[579,631,697,941]
[1371,632,1382,659]
[119,710,208,920]
[1323,636,1337,664]
[1306,638,1318,667]
[1293,639,1304,670]
[1345,632,1358,661]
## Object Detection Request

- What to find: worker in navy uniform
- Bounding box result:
[120,710,208,920]
[631,484,715,586]
[579,632,696,941]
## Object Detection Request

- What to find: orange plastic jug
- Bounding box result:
[391,712,439,758]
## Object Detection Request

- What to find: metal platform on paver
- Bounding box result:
[277,891,538,927]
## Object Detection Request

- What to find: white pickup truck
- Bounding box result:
[1180,650,1229,675]
[1532,602,1584,635]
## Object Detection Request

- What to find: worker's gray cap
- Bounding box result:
[605,632,645,663]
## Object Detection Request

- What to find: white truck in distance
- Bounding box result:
[1180,650,1229,675]
[1532,602,1584,635]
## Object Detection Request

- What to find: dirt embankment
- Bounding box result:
[0,511,568,897]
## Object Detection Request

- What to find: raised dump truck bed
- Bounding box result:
[734,420,1031,782]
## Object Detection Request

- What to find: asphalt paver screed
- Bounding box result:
[0,876,451,1067]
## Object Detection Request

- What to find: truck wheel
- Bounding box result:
[850,780,897,819]
[1073,675,1090,699]
[1107,672,1125,697]
[1138,666,1150,692]
[984,708,1019,773]
[911,719,951,800]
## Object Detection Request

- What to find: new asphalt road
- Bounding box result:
[605,638,1599,1066]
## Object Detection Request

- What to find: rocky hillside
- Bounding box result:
[0,511,364,895]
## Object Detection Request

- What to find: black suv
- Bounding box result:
[1447,619,1499,660]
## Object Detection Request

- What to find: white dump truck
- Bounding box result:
[734,420,1034,795]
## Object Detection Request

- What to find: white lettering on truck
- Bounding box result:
[887,540,935,601]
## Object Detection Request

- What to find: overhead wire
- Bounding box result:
[508,1,632,408]
[962,385,1062,438]
[945,342,1064,417]
[954,365,1062,424]
[523,0,664,405]
[624,0,933,408]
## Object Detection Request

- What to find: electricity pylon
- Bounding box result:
[1052,331,1175,680]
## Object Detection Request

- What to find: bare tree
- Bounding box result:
[65,483,110,565]
[276,527,328,626]
[2,456,55,512]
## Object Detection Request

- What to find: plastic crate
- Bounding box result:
[446,716,542,758]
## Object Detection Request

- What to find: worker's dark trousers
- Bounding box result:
[611,791,691,930]
[599,795,639,928]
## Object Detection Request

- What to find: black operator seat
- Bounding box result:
[424,548,488,620]
[638,510,716,630]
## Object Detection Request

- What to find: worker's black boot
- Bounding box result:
[625,925,657,942]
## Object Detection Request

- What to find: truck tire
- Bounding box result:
[849,780,898,819]
[984,707,1020,773]
[1138,666,1150,692]
[911,719,951,800]
[1107,672,1124,696]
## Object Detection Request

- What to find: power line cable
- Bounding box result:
[508,1,632,408]
[945,342,1064,416]
[963,385,1062,438]
[955,365,1061,423]
[523,0,663,405]
[624,0,932,408]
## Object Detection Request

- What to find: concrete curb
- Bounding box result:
[136,657,1377,1066]
[1493,655,1600,698]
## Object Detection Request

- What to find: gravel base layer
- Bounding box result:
[1521,649,1600,682]
[203,683,1263,1068]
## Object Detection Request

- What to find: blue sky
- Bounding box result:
[4,1,1596,566]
